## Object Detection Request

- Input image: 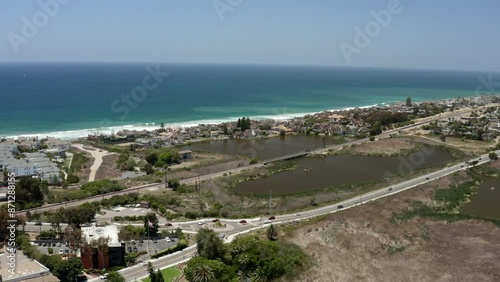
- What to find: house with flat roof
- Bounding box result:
[80,225,125,269]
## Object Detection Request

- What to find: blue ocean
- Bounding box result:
[0,63,494,139]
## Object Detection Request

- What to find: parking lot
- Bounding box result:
[32,240,71,255]
[125,237,177,254]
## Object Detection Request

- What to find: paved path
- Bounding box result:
[72,144,116,182]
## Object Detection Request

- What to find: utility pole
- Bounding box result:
[269,190,272,215]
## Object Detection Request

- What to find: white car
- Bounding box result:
[198,220,205,225]
[165,237,171,242]
[264,220,271,224]
[59,249,64,254]
[100,273,108,280]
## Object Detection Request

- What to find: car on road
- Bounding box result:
[264,220,271,224]
[164,223,173,227]
[337,205,344,209]
[153,239,157,243]
[198,220,205,225]
[295,213,300,216]
[212,218,220,222]
[388,187,393,191]
[100,274,108,280]
[239,220,247,224]
[35,222,42,226]
[165,237,171,242]
[426,177,430,180]
[219,233,225,238]
[268,216,275,220]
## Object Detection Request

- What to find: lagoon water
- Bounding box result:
[234,149,451,194]
[461,175,500,220]
[0,63,491,139]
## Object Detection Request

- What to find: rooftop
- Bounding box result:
[0,249,59,282]
[81,224,121,247]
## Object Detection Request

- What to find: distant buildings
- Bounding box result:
[0,137,71,184]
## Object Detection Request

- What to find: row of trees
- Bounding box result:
[236,117,251,131]
[146,147,181,167]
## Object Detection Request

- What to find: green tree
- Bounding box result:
[106,271,126,282]
[118,225,143,242]
[196,228,225,260]
[144,163,154,175]
[222,123,229,135]
[64,225,83,254]
[52,258,83,282]
[186,264,215,282]
[156,269,165,282]
[17,176,44,210]
[489,152,498,160]
[406,97,412,107]
[267,224,277,241]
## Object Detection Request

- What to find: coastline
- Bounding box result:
[2,94,497,140]
[2,102,387,140]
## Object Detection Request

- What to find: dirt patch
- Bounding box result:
[347,138,417,156]
[95,154,122,180]
[285,172,500,282]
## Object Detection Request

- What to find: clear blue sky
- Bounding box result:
[1,0,499,72]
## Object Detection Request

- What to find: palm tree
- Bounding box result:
[190,264,215,282]
[250,268,267,282]
[267,224,277,241]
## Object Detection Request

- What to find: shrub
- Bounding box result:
[66,174,80,184]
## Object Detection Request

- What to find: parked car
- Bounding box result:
[37,242,42,246]
[337,205,344,209]
[239,220,247,224]
[56,242,61,247]
[100,274,108,280]
[165,237,171,242]
[268,216,275,220]
[59,249,64,254]
[133,247,138,252]
[35,222,42,226]
[152,239,157,243]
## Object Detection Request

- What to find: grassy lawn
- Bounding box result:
[142,266,181,282]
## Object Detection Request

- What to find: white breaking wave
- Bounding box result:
[3,103,386,140]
